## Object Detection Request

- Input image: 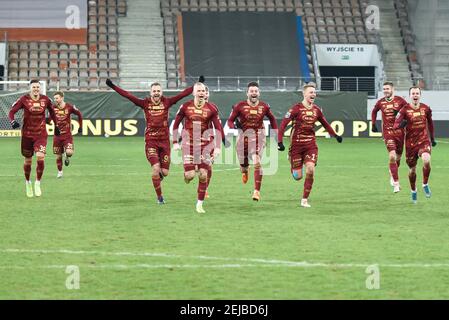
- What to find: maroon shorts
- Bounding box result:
[236,130,266,167]
[383,132,405,155]
[182,141,213,172]
[53,135,74,155]
[406,141,431,168]
[21,135,47,157]
[145,138,171,170]
[288,142,318,170]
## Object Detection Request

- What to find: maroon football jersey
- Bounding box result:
[52,103,83,136]
[9,94,55,138]
[395,103,434,147]
[173,100,224,148]
[371,96,408,135]
[227,100,278,131]
[278,103,336,146]
[110,85,193,140]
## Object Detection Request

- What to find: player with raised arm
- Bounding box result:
[8,79,60,197]
[227,81,278,201]
[172,82,229,213]
[106,77,202,204]
[277,83,343,208]
[49,91,83,178]
[393,87,436,204]
[371,81,408,193]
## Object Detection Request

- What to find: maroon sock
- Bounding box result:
[152,176,162,198]
[409,171,417,191]
[24,163,31,181]
[198,180,207,201]
[423,164,431,185]
[36,160,44,181]
[206,167,212,189]
[254,168,263,191]
[396,159,401,168]
[56,158,63,171]
[302,173,314,199]
[389,162,399,182]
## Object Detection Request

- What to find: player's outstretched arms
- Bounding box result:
[335,135,343,143]
[278,142,285,151]
[11,120,20,129]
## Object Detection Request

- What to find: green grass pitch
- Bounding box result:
[1,136,448,299]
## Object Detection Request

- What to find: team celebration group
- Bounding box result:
[8,78,436,212]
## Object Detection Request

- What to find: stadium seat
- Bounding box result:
[218,0,227,11]
[285,0,294,10]
[348,35,357,43]
[88,77,99,89]
[338,34,349,43]
[236,0,246,11]
[266,0,275,11]
[9,42,19,51]
[79,78,89,90]
[8,70,18,80]
[79,69,89,78]
[49,78,58,90]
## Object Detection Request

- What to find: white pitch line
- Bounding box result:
[3,248,449,269]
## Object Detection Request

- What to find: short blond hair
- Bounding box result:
[303,82,316,92]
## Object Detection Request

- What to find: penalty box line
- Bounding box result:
[2,248,449,269]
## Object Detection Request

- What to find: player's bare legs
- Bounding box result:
[152,163,165,204]
[408,165,417,204]
[301,162,315,208]
[389,150,401,193]
[161,168,169,177]
[56,154,63,178]
[64,147,73,167]
[196,168,208,213]
[34,151,45,197]
[240,165,249,184]
[184,170,196,184]
[292,167,303,181]
[205,165,212,198]
[252,154,262,201]
[24,157,33,197]
[421,152,432,198]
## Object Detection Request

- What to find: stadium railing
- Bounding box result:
[173,76,339,92]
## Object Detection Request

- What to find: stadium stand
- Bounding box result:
[160,0,383,88]
[5,0,122,91]
[394,0,423,86]
[117,0,167,89]
[1,0,427,91]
